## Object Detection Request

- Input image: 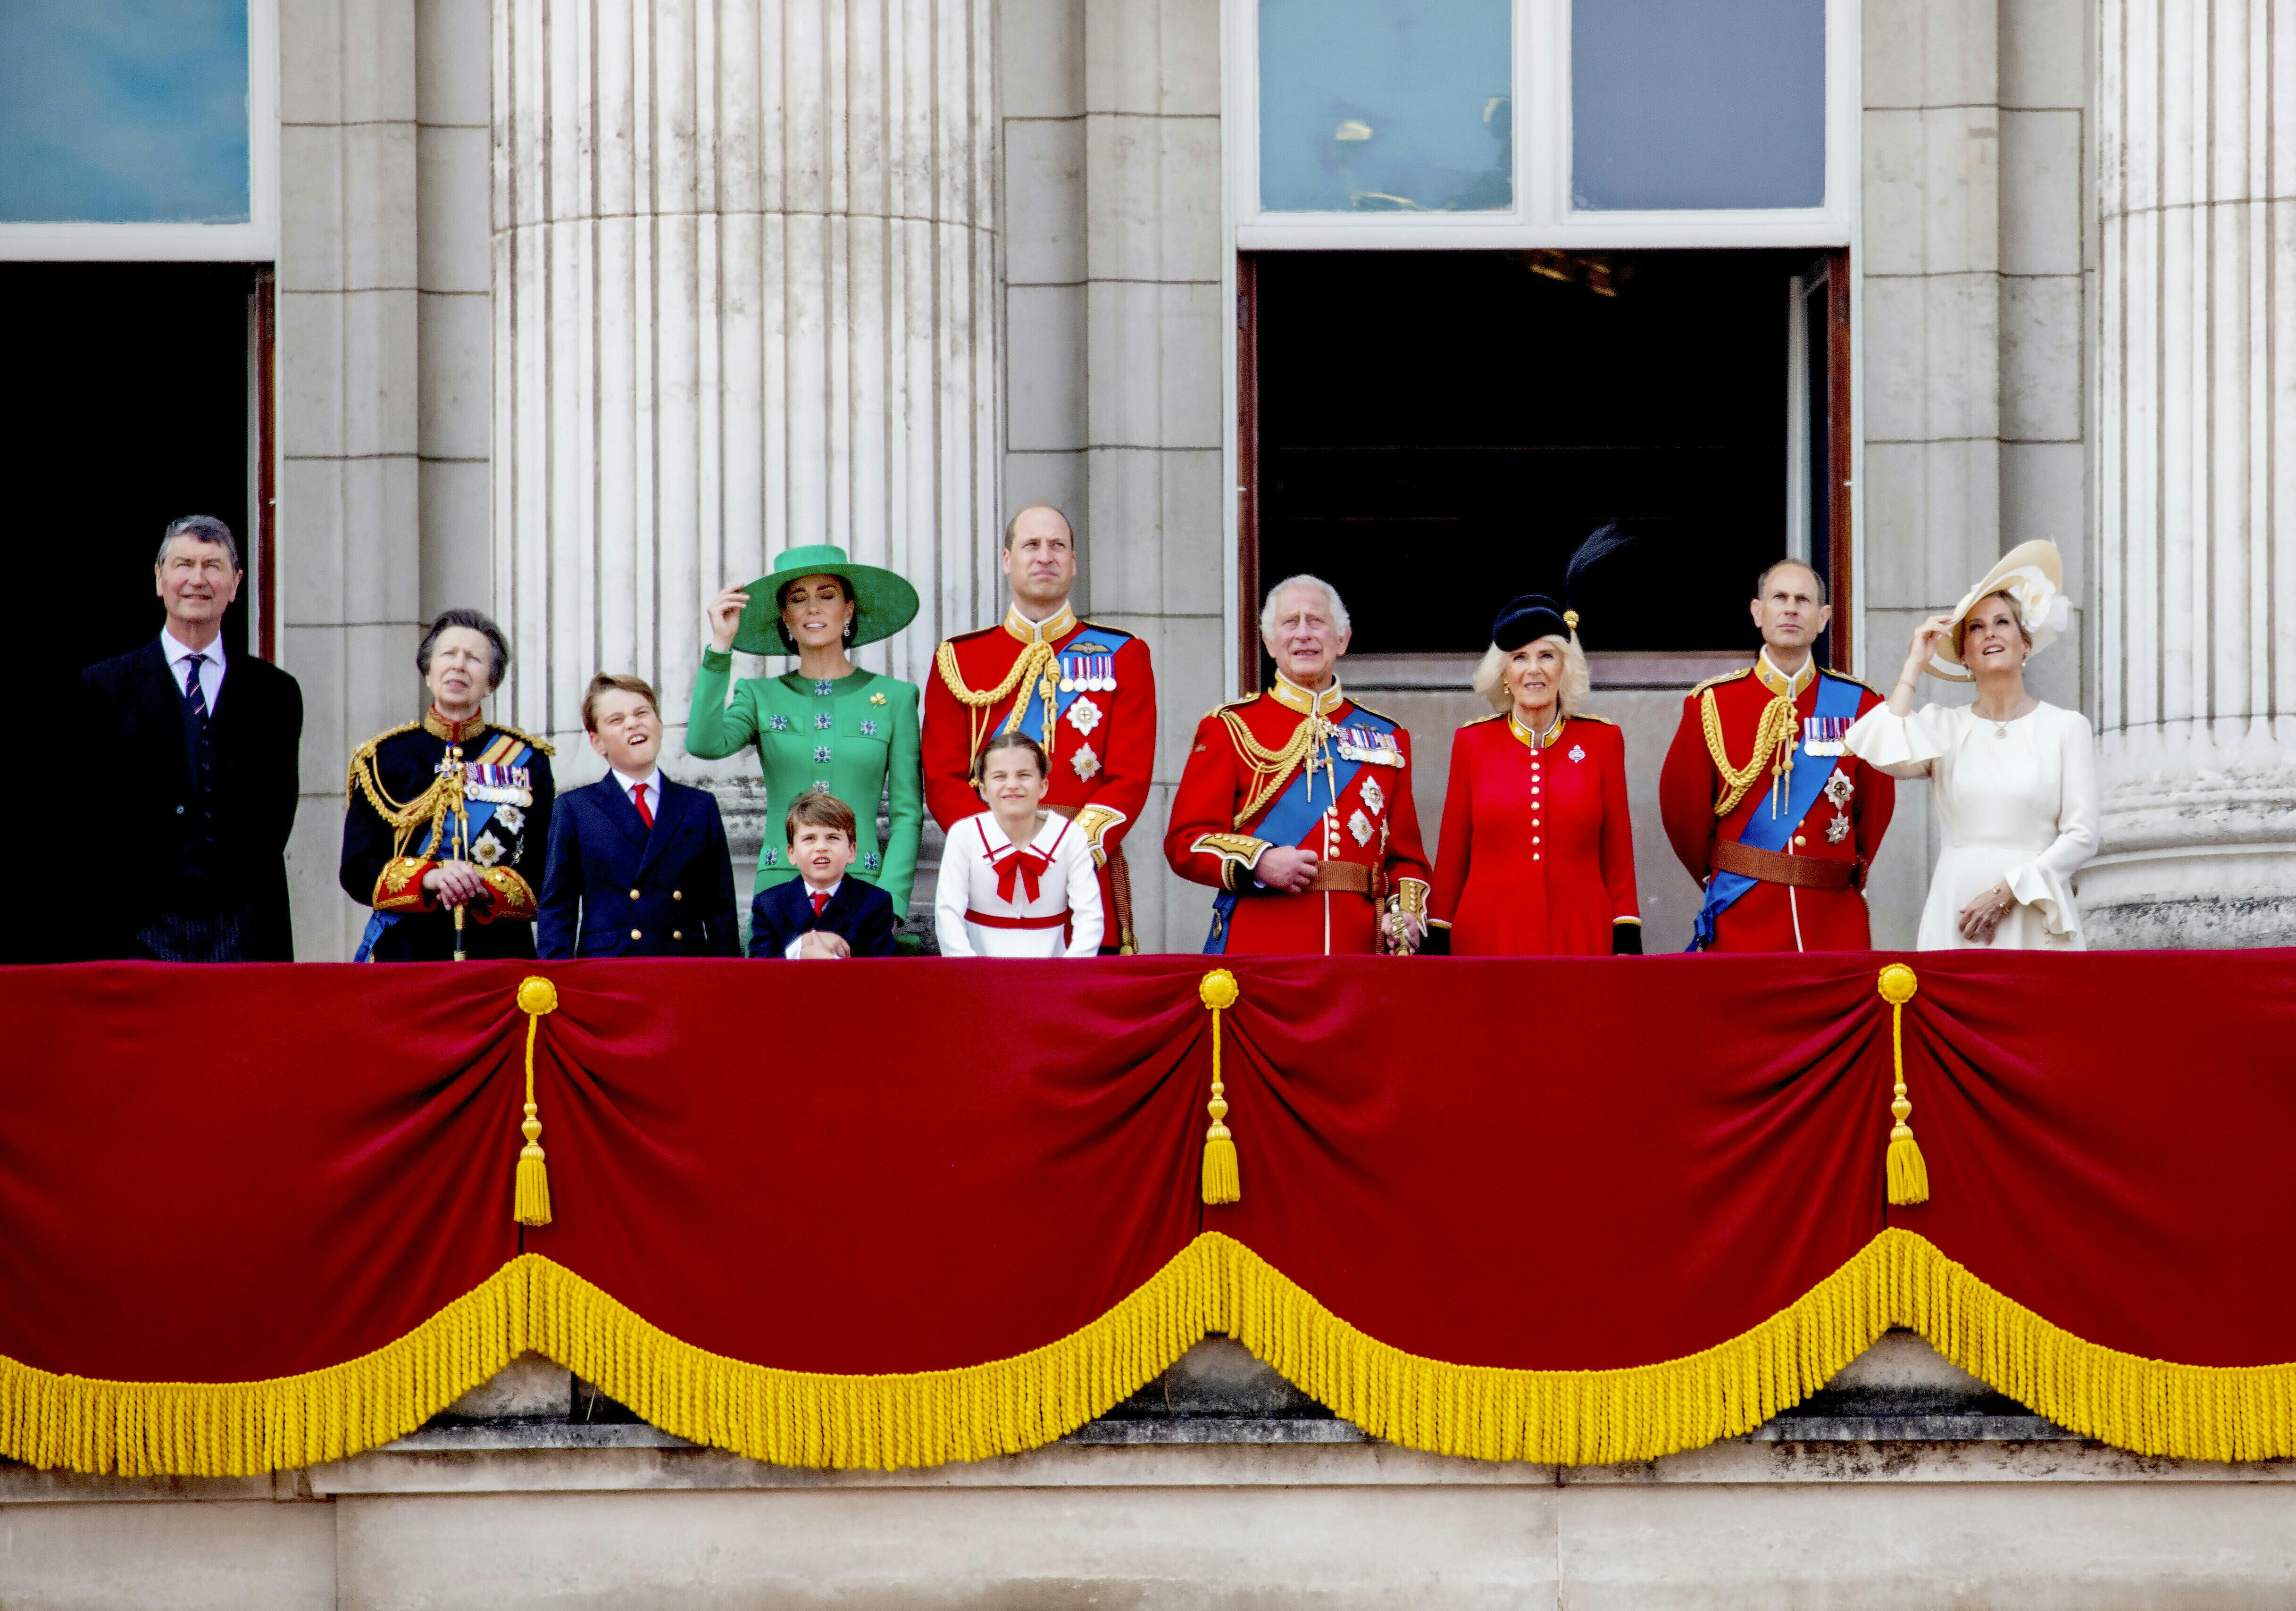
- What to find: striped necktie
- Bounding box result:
[182,653,209,723]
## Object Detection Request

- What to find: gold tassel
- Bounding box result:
[514,976,559,1226]
[1877,963,1929,1205]
[1198,969,1241,1205]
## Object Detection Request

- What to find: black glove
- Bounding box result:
[1417,924,1450,957]
[1611,921,1644,956]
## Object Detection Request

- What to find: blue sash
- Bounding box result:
[1688,675,1863,951]
[356,736,536,962]
[1203,707,1395,954]
[1009,626,1134,748]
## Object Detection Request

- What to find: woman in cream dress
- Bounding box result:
[1843,541,2098,950]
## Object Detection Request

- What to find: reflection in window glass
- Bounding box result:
[1572,0,1824,211]
[0,0,251,223]
[1259,0,1512,214]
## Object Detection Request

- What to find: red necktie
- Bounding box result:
[810,889,830,917]
[631,782,653,828]
[993,847,1052,904]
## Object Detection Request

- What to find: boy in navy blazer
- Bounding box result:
[538,674,740,958]
[750,792,899,959]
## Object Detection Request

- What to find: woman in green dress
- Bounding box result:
[690,544,924,906]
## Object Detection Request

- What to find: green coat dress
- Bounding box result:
[686,649,924,902]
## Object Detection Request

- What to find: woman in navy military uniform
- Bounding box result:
[341,609,556,962]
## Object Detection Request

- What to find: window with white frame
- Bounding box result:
[1234,0,1855,245]
[0,0,277,261]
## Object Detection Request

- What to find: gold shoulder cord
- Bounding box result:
[346,728,469,863]
[935,640,1060,762]
[1699,688,1802,818]
[1219,708,1334,828]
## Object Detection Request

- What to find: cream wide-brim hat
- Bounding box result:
[1926,539,2070,681]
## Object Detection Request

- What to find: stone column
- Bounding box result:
[491,0,1000,784]
[2084,0,2296,944]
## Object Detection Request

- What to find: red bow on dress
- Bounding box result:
[993,846,1053,905]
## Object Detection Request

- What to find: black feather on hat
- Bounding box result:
[1491,524,1636,651]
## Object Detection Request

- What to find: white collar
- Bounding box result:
[799,878,843,903]
[159,626,225,671]
[611,766,662,796]
[978,810,1055,853]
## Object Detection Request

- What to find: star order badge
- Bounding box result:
[1361,778,1385,815]
[1827,812,1852,843]
[1824,771,1855,806]
[1348,809,1373,845]
[1067,694,1104,736]
[1569,743,1586,763]
[1071,743,1101,781]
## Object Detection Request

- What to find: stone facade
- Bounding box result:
[2081,0,2296,945]
[261,0,2289,958]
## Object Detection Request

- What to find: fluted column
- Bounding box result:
[492,0,999,763]
[2085,0,2296,945]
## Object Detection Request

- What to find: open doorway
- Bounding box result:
[12,261,271,964]
[1236,248,1850,682]
[17,262,273,684]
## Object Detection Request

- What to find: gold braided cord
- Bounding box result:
[7,1230,2296,1476]
[936,639,1060,760]
[1219,708,1332,828]
[1700,688,1802,818]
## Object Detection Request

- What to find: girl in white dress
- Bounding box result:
[934,732,1105,958]
[1844,540,2098,950]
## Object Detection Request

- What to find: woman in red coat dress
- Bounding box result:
[1428,594,1642,955]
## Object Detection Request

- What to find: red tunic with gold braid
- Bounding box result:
[1657,653,1896,952]
[1163,676,1433,956]
[922,602,1157,950]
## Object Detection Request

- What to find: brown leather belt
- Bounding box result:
[1308,861,1386,900]
[1712,837,1858,892]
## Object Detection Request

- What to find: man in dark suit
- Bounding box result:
[77,515,304,961]
[749,792,899,959]
[538,674,740,958]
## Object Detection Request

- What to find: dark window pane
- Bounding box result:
[1572,0,1825,211]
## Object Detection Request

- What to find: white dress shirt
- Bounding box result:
[786,878,846,958]
[610,766,663,819]
[159,627,226,714]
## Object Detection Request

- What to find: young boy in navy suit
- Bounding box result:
[537,674,741,958]
[749,792,899,959]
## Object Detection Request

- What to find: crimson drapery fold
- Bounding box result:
[1,952,2293,1476]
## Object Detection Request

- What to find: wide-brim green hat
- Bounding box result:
[732,543,921,654]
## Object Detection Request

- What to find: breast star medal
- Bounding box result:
[1360,778,1385,815]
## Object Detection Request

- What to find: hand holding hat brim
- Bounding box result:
[1926,539,2066,680]
[730,553,922,655]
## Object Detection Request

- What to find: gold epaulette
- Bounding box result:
[1202,694,1261,721]
[1571,713,1620,726]
[1461,712,1505,727]
[1690,667,1753,695]
[1347,700,1402,728]
[344,721,422,796]
[486,722,556,757]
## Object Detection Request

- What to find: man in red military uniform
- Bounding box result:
[1166,576,1431,956]
[923,505,1156,952]
[1660,559,1895,951]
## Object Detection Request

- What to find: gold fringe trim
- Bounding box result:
[5,1232,2294,1476]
